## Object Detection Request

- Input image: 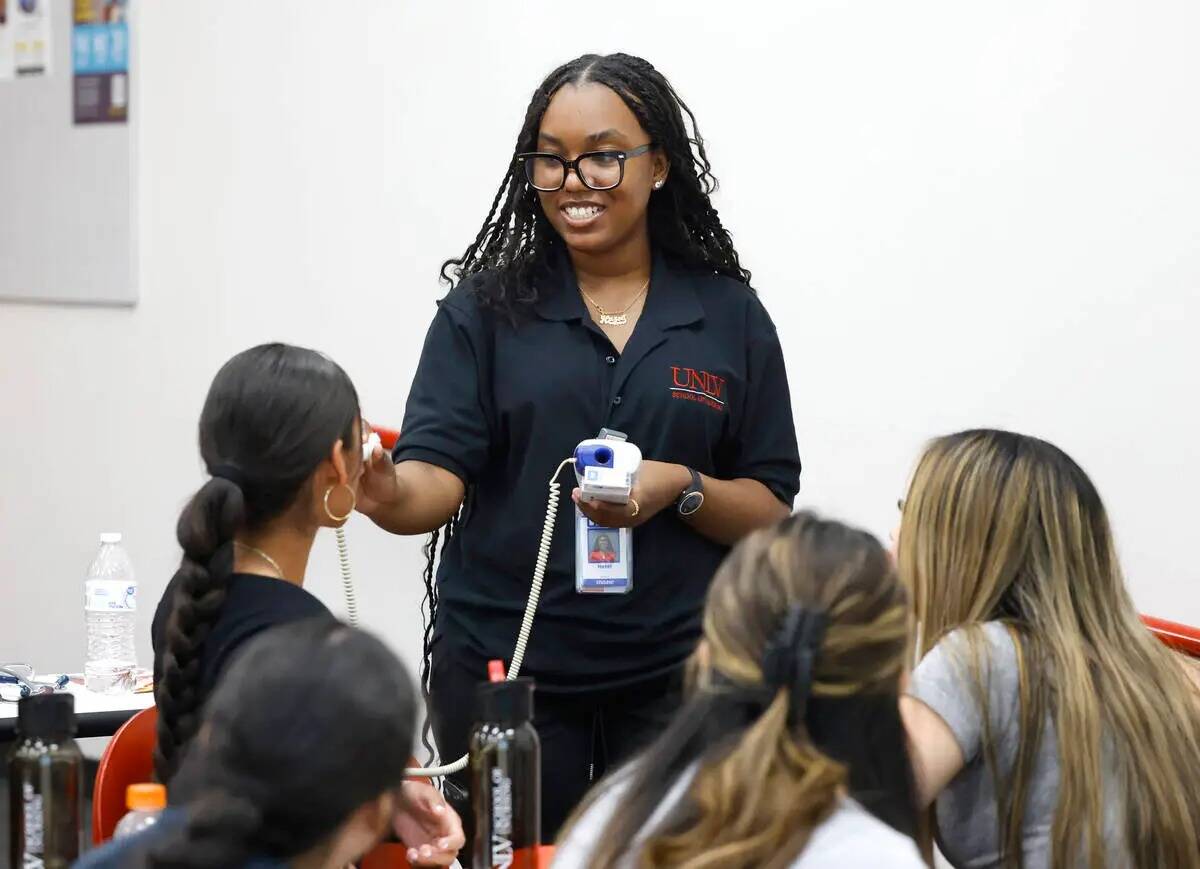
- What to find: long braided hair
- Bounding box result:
[153,344,360,784]
[439,52,751,314]
[417,513,457,765]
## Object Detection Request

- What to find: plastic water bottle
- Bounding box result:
[113,784,166,839]
[84,533,138,694]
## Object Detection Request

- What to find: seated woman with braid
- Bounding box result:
[80,619,435,868]
[150,343,462,867]
[553,512,928,868]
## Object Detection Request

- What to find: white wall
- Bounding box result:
[1,0,1197,684]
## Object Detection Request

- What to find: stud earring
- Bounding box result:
[653,180,665,190]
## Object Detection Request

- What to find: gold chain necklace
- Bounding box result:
[579,278,650,327]
[233,541,285,580]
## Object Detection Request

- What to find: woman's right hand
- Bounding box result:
[357,443,402,517]
[359,450,464,536]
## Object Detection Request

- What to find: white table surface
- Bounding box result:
[0,678,154,727]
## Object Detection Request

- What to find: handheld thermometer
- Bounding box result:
[573,437,642,505]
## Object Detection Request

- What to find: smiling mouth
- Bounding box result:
[561,203,606,225]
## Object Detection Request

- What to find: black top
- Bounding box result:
[151,573,333,700]
[397,252,801,690]
[75,809,286,869]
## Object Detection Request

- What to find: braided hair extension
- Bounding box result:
[417,510,459,765]
[149,620,416,868]
[440,53,751,317]
[153,344,360,784]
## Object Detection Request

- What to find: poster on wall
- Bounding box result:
[11,0,51,76]
[0,0,14,82]
[72,0,128,124]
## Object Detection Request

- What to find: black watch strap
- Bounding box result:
[676,467,705,516]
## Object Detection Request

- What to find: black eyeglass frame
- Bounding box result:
[515,143,656,192]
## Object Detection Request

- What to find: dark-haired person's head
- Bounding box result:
[561,512,924,866]
[149,619,417,868]
[594,534,614,553]
[441,52,749,314]
[154,343,362,782]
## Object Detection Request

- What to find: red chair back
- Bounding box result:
[1143,615,1200,659]
[371,425,401,452]
[91,706,159,844]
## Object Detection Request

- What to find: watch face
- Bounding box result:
[679,491,704,516]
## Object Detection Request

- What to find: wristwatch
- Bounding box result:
[676,467,705,517]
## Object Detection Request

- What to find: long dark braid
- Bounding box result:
[153,483,243,784]
[418,512,458,765]
[440,52,751,316]
[417,525,442,762]
[153,344,359,784]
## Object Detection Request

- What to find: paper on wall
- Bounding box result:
[73,0,130,124]
[11,0,51,77]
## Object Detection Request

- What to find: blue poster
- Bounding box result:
[73,0,129,125]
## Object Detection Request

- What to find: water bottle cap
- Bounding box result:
[100,532,122,544]
[126,783,166,811]
[476,677,534,726]
[17,693,76,739]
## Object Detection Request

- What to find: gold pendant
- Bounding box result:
[598,312,628,326]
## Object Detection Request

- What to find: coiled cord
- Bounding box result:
[405,457,575,778]
[335,526,359,627]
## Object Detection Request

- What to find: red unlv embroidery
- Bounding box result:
[670,366,726,412]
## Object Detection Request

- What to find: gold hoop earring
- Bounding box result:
[324,484,356,523]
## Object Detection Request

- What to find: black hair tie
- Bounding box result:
[210,464,246,489]
[761,604,828,725]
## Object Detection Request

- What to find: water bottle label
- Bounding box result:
[86,579,137,612]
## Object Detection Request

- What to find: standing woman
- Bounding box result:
[362,53,800,837]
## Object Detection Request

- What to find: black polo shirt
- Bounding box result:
[396,251,800,691]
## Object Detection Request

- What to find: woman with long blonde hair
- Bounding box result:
[900,429,1200,867]
[553,512,927,868]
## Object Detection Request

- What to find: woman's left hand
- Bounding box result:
[572,460,690,528]
[393,780,465,867]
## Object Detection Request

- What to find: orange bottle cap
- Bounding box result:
[126,783,166,811]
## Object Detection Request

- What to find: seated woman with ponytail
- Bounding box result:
[149,343,462,866]
[80,619,435,868]
[553,512,928,868]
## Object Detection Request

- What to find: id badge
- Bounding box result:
[575,507,633,594]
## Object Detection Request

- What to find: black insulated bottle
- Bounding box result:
[470,675,541,869]
[7,693,83,868]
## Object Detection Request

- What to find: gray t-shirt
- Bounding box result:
[909,622,1124,868]
[553,764,926,868]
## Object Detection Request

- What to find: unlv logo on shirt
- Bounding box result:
[670,366,726,412]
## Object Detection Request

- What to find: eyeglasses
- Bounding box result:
[516,144,655,192]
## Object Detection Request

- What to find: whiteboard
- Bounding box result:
[0,0,135,306]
